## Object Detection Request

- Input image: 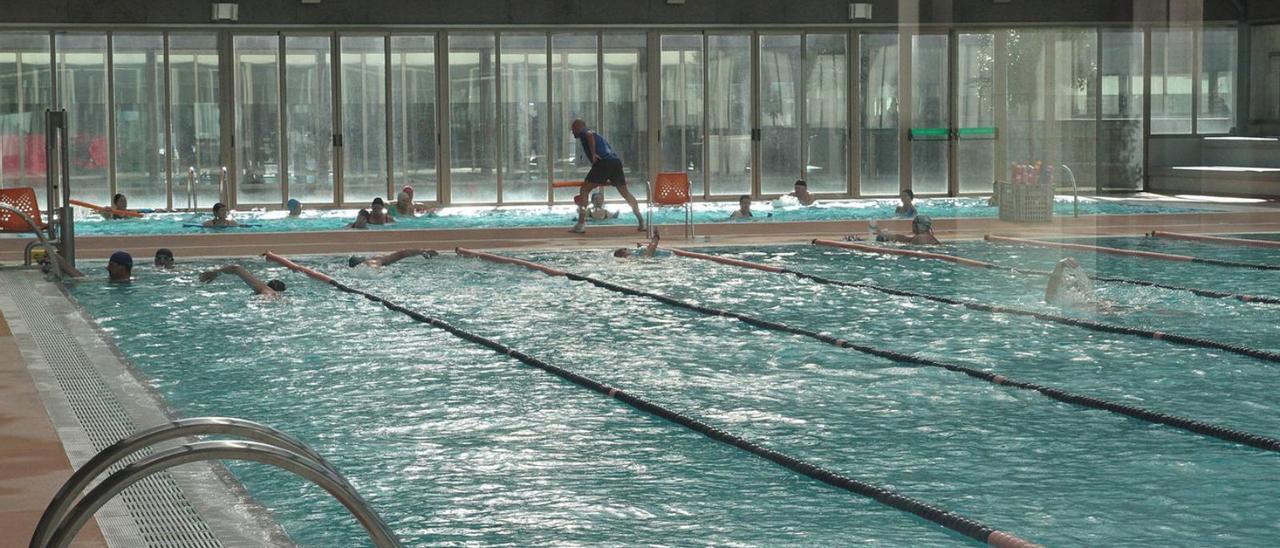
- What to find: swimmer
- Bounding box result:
[202,203,238,227]
[586,191,619,222]
[287,198,302,217]
[348,209,371,229]
[198,263,286,297]
[729,195,753,220]
[895,189,917,218]
[872,215,941,245]
[613,231,661,259]
[347,248,440,268]
[790,180,816,206]
[1045,257,1095,308]
[369,198,395,225]
[154,248,175,269]
[569,119,645,233]
[42,249,132,282]
[103,193,129,220]
[395,186,440,217]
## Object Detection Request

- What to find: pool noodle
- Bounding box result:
[68,199,144,218]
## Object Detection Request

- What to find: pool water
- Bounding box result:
[61,197,1209,236]
[67,239,1279,546]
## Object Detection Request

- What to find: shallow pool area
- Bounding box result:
[64,237,1280,546]
[60,197,1213,237]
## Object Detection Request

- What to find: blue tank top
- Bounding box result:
[579,130,619,162]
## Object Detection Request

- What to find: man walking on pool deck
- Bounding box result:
[570,119,644,234]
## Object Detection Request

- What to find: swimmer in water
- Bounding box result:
[347,248,440,268]
[873,215,941,245]
[1045,257,1095,308]
[202,203,238,227]
[287,198,302,217]
[586,191,619,221]
[103,193,130,220]
[613,231,661,259]
[895,189,917,218]
[199,263,286,297]
[45,250,132,282]
[154,248,175,269]
[394,185,440,217]
[729,195,753,220]
[369,198,395,225]
[348,209,371,229]
[790,179,816,206]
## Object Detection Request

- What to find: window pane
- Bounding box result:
[1151,29,1194,134]
[1008,29,1047,185]
[911,34,948,194]
[112,34,166,209]
[551,34,596,203]
[660,34,703,195]
[805,33,848,195]
[956,33,995,193]
[56,34,110,206]
[707,34,750,196]
[0,33,52,208]
[1051,29,1098,190]
[859,33,899,196]
[448,34,497,204]
[390,35,437,202]
[1100,30,1144,191]
[1199,27,1236,134]
[759,34,802,196]
[169,33,221,210]
[502,33,549,204]
[341,36,387,205]
[235,35,281,205]
[603,33,648,200]
[285,36,333,204]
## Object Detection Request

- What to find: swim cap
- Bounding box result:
[266,279,287,292]
[348,256,366,268]
[109,250,133,270]
[287,198,301,210]
[913,214,933,233]
[402,185,414,195]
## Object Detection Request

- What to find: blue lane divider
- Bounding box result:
[264,251,1041,547]
[454,248,1280,455]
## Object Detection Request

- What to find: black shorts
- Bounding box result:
[585,158,626,186]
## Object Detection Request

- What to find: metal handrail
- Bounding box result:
[218,166,229,206]
[44,441,402,548]
[644,180,653,240]
[1,204,62,280]
[30,417,347,548]
[187,166,197,210]
[1058,164,1079,218]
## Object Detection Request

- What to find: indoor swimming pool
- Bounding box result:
[65,237,1280,546]
[59,197,1212,236]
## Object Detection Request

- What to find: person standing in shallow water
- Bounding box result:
[569,119,645,234]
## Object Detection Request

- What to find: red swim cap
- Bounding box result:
[402,185,414,195]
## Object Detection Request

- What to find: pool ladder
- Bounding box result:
[184,166,231,211]
[30,417,402,548]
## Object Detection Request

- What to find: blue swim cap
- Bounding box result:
[348,256,366,268]
[109,250,133,270]
[287,198,301,210]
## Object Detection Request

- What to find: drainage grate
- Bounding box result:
[4,274,222,548]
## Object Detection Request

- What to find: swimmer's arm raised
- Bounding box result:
[375,248,438,266]
[201,264,273,295]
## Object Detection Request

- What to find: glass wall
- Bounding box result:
[1151,29,1194,134]
[660,34,703,195]
[340,36,387,204]
[1199,27,1236,134]
[0,33,52,206]
[448,34,497,203]
[285,36,333,204]
[911,34,948,194]
[1100,30,1144,191]
[390,35,438,202]
[602,34,647,200]
[1050,29,1098,190]
[56,33,110,205]
[860,33,899,196]
[551,34,597,203]
[112,34,166,208]
[706,34,750,196]
[500,34,549,203]
[805,33,848,194]
[759,34,802,195]
[956,33,996,193]
[234,35,281,204]
[169,33,221,209]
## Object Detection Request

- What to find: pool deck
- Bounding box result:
[1,201,1279,546]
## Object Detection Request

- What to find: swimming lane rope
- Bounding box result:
[703,246,1280,365]
[812,239,1280,305]
[259,251,1038,547]
[986,235,1280,271]
[1150,231,1280,250]
[453,248,1280,455]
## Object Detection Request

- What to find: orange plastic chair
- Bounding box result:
[0,187,46,233]
[653,172,694,238]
